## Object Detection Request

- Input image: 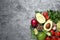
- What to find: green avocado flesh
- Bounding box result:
[37,32,46,40]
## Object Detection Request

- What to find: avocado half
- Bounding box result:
[44,20,52,31]
[36,13,46,24]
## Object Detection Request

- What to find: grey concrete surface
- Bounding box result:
[0,0,60,40]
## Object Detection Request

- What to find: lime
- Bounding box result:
[37,32,47,40]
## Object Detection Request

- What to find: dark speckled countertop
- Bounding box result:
[0,0,60,40]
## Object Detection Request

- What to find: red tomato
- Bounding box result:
[42,11,49,20]
[46,16,49,20]
[45,36,51,40]
[42,11,48,16]
[58,37,60,40]
[31,18,38,28]
[50,29,55,36]
[55,32,60,37]
[51,36,58,40]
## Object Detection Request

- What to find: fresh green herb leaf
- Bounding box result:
[35,11,42,13]
[30,25,37,39]
[47,10,60,24]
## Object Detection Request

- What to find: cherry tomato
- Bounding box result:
[42,11,49,20]
[55,32,60,37]
[45,36,51,40]
[46,16,49,20]
[42,11,48,16]
[31,18,38,28]
[50,29,55,36]
[51,36,58,40]
[58,37,60,40]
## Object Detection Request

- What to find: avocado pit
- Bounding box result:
[46,23,51,29]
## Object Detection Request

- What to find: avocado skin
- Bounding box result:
[37,32,46,40]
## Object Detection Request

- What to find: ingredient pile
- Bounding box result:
[30,10,60,40]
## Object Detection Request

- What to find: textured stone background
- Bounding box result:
[0,0,60,40]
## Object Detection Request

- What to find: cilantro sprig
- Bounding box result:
[47,10,60,24]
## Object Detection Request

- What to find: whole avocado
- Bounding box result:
[37,32,46,40]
